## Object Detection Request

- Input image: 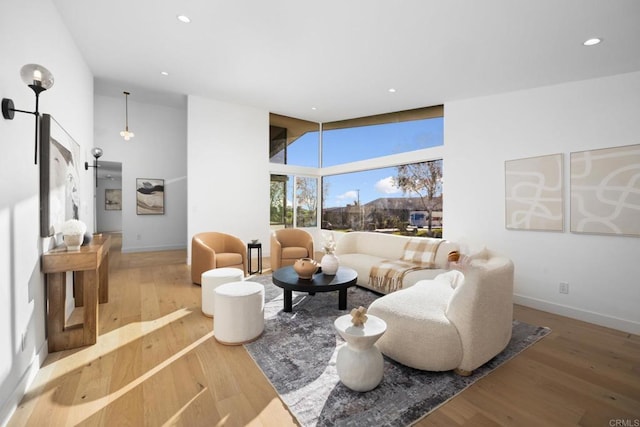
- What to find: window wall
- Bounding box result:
[270,174,317,229]
[269,113,319,167]
[270,174,291,228]
[322,106,444,167]
[269,106,444,236]
[323,160,443,236]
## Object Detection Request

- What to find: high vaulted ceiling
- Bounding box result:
[52,0,640,123]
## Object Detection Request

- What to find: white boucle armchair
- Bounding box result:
[367,248,514,375]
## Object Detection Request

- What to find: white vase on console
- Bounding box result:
[60,219,87,251]
[63,233,83,251]
[321,253,339,275]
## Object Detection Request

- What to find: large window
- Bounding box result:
[322,160,443,236]
[270,174,317,229]
[270,114,319,167]
[269,106,444,236]
[322,106,443,167]
[270,174,292,228]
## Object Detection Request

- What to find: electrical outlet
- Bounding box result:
[559,282,569,294]
[136,234,141,240]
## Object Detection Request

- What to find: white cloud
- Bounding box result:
[375,176,401,194]
[337,190,358,201]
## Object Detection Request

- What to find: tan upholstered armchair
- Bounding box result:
[191,232,247,284]
[270,228,314,271]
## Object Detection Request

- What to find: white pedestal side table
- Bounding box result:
[334,314,387,392]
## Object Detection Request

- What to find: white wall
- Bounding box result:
[0,0,94,423]
[94,94,188,252]
[444,71,640,334]
[187,96,271,263]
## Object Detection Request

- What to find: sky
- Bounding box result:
[287,117,443,208]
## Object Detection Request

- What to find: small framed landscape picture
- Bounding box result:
[105,189,122,211]
[136,178,164,215]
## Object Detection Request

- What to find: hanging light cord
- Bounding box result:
[124,91,130,131]
[120,91,134,140]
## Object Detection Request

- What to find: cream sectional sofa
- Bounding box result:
[333,231,459,293]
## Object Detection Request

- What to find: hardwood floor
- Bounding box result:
[8,234,639,426]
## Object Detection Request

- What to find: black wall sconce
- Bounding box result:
[84,147,104,187]
[2,64,55,165]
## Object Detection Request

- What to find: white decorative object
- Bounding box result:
[322,232,336,254]
[62,233,83,251]
[334,313,387,392]
[214,281,265,345]
[200,268,244,317]
[320,253,339,275]
[320,232,339,275]
[60,219,87,251]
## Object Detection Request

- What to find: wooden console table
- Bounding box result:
[42,234,111,352]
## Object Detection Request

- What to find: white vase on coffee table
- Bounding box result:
[321,253,339,275]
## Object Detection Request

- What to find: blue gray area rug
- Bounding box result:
[245,274,550,427]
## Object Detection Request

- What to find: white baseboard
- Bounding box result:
[0,340,48,427]
[514,294,640,335]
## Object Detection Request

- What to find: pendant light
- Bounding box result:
[119,91,134,140]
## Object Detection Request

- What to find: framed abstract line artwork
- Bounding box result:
[39,114,83,237]
[136,178,164,215]
[105,189,122,211]
[570,144,640,236]
[505,153,563,231]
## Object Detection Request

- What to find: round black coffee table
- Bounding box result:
[272,266,358,312]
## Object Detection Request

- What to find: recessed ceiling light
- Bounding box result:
[583,38,602,46]
[388,88,396,93]
[161,71,169,76]
[177,15,191,23]
[311,107,317,111]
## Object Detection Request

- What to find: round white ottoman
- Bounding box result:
[214,281,265,345]
[200,268,245,317]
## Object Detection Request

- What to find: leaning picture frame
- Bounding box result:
[39,114,83,237]
[136,178,164,215]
